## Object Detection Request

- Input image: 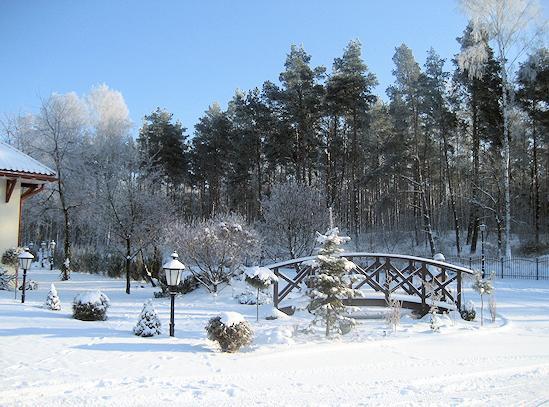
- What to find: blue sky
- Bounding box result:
[0,1,470,135]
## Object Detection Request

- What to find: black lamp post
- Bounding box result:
[162,252,185,337]
[40,241,47,268]
[18,249,34,303]
[480,223,487,278]
[49,240,56,270]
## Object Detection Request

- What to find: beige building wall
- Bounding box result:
[0,178,21,256]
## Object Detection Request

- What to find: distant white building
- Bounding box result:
[0,142,56,255]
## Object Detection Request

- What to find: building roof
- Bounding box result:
[0,141,56,179]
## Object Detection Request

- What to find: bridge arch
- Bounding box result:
[267,253,475,316]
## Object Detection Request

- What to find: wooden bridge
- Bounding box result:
[267,253,476,316]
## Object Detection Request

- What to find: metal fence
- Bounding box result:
[445,256,549,280]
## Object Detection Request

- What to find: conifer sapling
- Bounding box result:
[45,283,61,311]
[307,228,359,337]
[133,299,162,337]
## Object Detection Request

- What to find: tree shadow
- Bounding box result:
[0,326,131,339]
[73,342,211,353]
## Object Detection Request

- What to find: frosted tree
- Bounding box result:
[34,93,89,280]
[169,213,261,294]
[472,271,495,326]
[245,266,278,322]
[45,283,61,311]
[458,0,547,258]
[133,300,162,337]
[308,228,359,337]
[261,181,327,259]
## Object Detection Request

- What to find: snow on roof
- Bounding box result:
[0,141,56,177]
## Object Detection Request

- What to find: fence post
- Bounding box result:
[536,258,539,281]
[469,257,472,269]
[500,257,504,278]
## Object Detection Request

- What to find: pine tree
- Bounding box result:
[308,228,360,337]
[137,107,189,195]
[264,45,325,183]
[45,283,61,311]
[191,103,232,217]
[325,40,377,246]
[133,300,162,337]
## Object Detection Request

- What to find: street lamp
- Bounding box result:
[18,249,34,303]
[162,251,185,337]
[49,240,56,270]
[480,223,487,278]
[40,241,47,268]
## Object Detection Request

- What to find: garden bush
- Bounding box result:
[1,247,24,268]
[73,290,110,321]
[205,312,253,353]
[460,300,476,321]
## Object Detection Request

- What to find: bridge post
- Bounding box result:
[457,271,462,310]
[384,257,391,303]
[273,267,279,308]
[421,263,427,310]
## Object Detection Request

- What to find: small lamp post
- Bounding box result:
[40,241,47,268]
[49,240,56,270]
[480,223,487,278]
[18,250,34,303]
[162,252,185,337]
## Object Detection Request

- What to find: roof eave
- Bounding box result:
[0,170,57,183]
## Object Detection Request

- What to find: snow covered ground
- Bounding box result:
[1,266,549,406]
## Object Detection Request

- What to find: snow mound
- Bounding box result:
[73,290,110,307]
[220,311,246,327]
[245,266,278,283]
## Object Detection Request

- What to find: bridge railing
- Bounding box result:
[267,253,476,314]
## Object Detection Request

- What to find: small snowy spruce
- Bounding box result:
[472,272,494,326]
[460,300,476,321]
[133,300,162,337]
[72,290,110,321]
[45,283,61,311]
[307,228,359,337]
[245,266,278,321]
[425,281,442,332]
[206,312,253,353]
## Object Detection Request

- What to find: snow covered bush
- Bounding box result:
[307,228,359,337]
[167,213,261,294]
[0,267,15,291]
[133,300,162,337]
[19,281,38,291]
[45,283,61,311]
[260,181,327,259]
[472,272,494,326]
[72,291,110,321]
[489,295,497,323]
[1,247,23,269]
[245,266,278,321]
[205,312,253,353]
[386,297,402,333]
[460,300,476,321]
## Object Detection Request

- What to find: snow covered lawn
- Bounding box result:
[1,267,549,406]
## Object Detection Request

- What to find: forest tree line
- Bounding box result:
[2,18,547,279]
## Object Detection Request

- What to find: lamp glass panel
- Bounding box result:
[165,268,181,286]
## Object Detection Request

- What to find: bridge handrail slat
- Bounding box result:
[266,252,475,275]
